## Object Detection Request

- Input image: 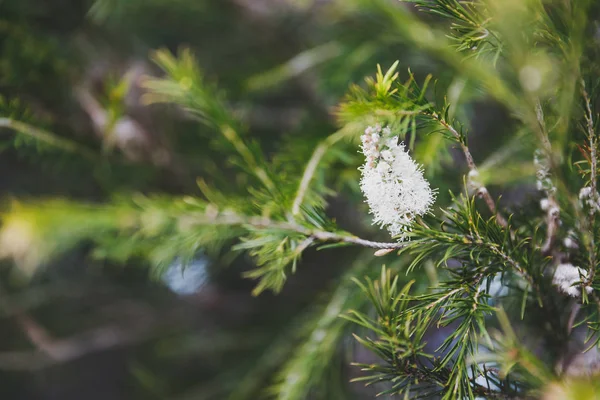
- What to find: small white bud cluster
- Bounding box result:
[359,124,436,240]
[467,169,486,196]
[539,197,559,218]
[579,186,600,214]
[361,124,390,169]
[552,263,592,297]
[563,230,578,250]
[534,149,555,194]
[535,150,561,224]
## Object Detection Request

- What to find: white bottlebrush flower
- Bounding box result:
[552,263,592,297]
[359,125,436,240]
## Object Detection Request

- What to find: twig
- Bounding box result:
[433,114,508,227]
[0,278,164,371]
[0,118,98,160]
[584,90,598,199]
[582,85,597,286]
[292,142,328,217]
[182,212,405,249]
[309,230,405,249]
[534,101,554,159]
[534,101,561,257]
[0,291,159,371]
[291,128,349,217]
[567,303,581,334]
[395,361,514,399]
[0,320,155,370]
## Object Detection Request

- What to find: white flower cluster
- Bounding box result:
[579,186,600,214]
[359,124,436,240]
[552,263,592,297]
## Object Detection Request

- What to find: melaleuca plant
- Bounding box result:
[2,0,600,399]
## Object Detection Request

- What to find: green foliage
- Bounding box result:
[267,259,372,400]
[0,95,97,164]
[0,186,395,295]
[405,0,500,57]
[345,197,536,399]
[3,0,600,398]
[337,62,432,149]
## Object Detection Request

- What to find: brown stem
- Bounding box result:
[534,101,561,258]
[0,283,156,370]
[583,86,597,286]
[0,319,155,370]
[182,213,406,249]
[0,291,160,371]
[434,115,508,227]
[541,198,560,256]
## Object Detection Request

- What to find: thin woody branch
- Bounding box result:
[0,118,98,160]
[291,126,356,218]
[533,101,561,257]
[291,141,328,217]
[432,114,508,227]
[583,85,598,286]
[0,285,159,371]
[0,316,158,370]
[182,212,406,249]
